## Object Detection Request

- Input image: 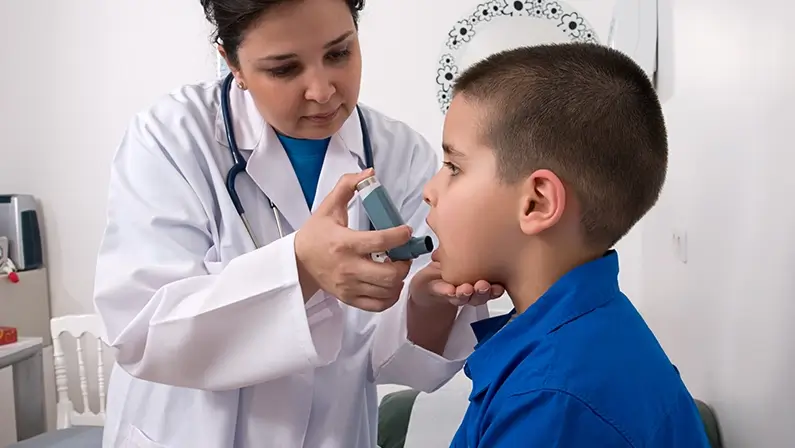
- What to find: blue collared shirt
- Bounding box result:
[451,251,710,447]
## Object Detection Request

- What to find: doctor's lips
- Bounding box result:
[304,107,340,123]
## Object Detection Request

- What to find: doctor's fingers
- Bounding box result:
[349,225,413,255]
[318,169,375,217]
[334,257,409,290]
[335,279,403,311]
[346,289,403,312]
[355,259,412,288]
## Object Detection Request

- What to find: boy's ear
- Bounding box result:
[517,169,566,236]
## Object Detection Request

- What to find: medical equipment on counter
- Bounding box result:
[0,194,43,271]
[0,326,18,346]
[220,73,375,247]
[0,236,17,283]
[0,236,7,265]
[356,175,433,262]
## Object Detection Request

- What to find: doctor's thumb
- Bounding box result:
[321,169,376,215]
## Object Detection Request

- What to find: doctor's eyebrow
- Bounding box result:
[442,143,465,158]
[259,30,355,61]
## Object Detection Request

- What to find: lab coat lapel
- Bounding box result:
[313,108,369,231]
[213,81,264,152]
[214,84,310,231]
[246,128,311,232]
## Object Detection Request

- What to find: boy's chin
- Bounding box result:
[440,267,484,287]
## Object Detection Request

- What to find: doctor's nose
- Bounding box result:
[304,73,336,104]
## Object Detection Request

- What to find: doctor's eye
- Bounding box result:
[326,47,351,63]
[264,63,299,78]
[442,161,460,176]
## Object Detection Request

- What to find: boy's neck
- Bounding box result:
[505,247,603,314]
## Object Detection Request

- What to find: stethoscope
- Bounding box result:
[220,73,375,248]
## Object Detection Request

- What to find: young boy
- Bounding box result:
[422,43,710,447]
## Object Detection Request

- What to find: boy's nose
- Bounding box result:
[422,181,437,207]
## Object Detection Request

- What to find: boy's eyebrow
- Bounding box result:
[442,143,465,158]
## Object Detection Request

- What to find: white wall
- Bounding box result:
[0,0,792,446]
[0,0,217,318]
[0,0,216,443]
[635,1,795,446]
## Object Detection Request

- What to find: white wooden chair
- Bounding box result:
[8,315,107,447]
[50,313,107,429]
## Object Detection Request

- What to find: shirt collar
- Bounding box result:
[465,250,622,398]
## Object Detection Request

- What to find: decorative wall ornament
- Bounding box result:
[436,0,600,113]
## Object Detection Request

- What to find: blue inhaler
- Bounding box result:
[355,176,434,263]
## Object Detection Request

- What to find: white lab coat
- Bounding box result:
[93,79,487,448]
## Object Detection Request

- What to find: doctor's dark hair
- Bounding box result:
[200,0,366,67]
[452,43,668,249]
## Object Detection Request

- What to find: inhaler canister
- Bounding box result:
[355,176,434,262]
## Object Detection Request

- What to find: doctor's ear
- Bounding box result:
[517,169,566,236]
[217,45,247,90]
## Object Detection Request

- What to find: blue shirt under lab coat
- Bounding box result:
[451,251,710,447]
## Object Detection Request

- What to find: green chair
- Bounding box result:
[377,390,723,448]
[377,389,420,448]
[695,399,723,448]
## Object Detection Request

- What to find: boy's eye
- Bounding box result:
[442,161,460,176]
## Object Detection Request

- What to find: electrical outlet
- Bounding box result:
[672,229,687,264]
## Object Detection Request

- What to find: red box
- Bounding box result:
[0,327,18,346]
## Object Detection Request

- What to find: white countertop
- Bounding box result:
[0,337,43,367]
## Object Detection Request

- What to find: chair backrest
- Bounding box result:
[50,314,108,429]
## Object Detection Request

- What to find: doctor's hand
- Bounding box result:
[410,251,505,308]
[294,169,413,312]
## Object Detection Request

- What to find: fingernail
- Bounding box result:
[462,292,472,297]
[477,288,489,294]
[447,293,457,298]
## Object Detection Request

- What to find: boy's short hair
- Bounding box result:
[452,43,668,248]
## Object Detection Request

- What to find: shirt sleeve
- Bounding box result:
[94,113,344,391]
[480,389,632,448]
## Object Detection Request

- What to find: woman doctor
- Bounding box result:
[93,0,501,446]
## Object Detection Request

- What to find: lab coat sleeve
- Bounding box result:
[370,132,489,393]
[93,114,343,391]
[473,390,631,447]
